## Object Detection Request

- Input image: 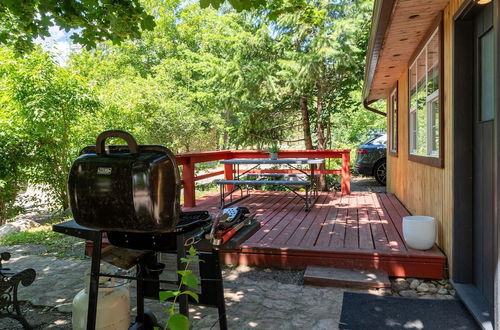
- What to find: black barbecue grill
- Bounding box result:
[59,130,229,330]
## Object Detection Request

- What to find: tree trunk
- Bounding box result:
[300,96,314,150]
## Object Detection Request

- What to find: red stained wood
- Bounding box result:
[245,193,299,243]
[300,193,334,247]
[235,169,342,175]
[285,194,330,247]
[370,193,406,253]
[182,191,447,279]
[358,194,375,250]
[362,193,391,252]
[223,163,234,191]
[341,152,351,194]
[315,192,342,248]
[182,162,196,207]
[193,170,225,181]
[255,195,305,246]
[176,149,351,207]
[344,194,359,250]
[329,195,349,248]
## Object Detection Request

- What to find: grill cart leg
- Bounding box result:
[213,251,227,330]
[87,232,102,330]
[136,264,145,324]
[199,251,227,330]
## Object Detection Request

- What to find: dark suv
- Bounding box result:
[354,133,387,185]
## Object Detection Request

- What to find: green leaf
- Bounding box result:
[159,291,179,302]
[181,290,199,302]
[141,15,156,31]
[199,0,210,9]
[167,314,189,330]
[176,270,192,276]
[181,273,199,290]
[189,245,197,257]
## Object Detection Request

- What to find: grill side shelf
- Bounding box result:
[53,220,102,241]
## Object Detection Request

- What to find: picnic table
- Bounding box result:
[215,158,324,211]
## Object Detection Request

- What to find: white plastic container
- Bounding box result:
[72,272,131,330]
[402,216,436,250]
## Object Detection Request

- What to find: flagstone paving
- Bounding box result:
[1,252,345,330]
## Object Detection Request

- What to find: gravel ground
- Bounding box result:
[350,175,386,193]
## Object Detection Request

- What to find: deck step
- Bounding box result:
[303,266,391,289]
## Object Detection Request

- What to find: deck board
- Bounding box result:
[344,194,359,250]
[286,193,329,247]
[358,193,375,250]
[363,193,391,252]
[329,194,349,249]
[257,193,305,246]
[300,193,334,247]
[315,192,341,248]
[184,190,447,278]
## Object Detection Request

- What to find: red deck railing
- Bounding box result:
[175,150,351,207]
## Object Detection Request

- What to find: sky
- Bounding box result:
[34,26,79,66]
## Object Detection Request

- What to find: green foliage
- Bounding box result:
[0,0,383,214]
[200,0,309,19]
[0,47,100,210]
[0,117,26,221]
[0,0,155,52]
[267,143,280,153]
[159,245,201,330]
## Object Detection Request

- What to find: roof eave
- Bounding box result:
[362,0,396,103]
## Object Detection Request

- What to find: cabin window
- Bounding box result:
[389,86,398,154]
[409,27,441,162]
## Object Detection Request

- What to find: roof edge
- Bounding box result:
[362,0,396,103]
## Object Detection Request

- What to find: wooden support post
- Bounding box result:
[183,161,196,207]
[224,163,234,192]
[341,152,351,195]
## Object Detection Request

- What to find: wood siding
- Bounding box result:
[386,0,465,276]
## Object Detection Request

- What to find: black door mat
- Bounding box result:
[339,291,479,330]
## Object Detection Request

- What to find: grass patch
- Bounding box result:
[0,224,85,259]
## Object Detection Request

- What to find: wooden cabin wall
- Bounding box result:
[386,0,464,275]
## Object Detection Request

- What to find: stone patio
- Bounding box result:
[2,251,346,329]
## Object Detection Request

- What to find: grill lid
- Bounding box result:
[68,130,181,232]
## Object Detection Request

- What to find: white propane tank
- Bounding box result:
[72,270,131,330]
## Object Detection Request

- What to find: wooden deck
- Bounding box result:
[185,191,447,279]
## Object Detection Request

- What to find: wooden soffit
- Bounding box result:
[363,0,450,102]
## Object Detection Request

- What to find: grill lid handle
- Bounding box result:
[95,130,139,155]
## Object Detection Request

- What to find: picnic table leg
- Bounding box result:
[220,182,225,209]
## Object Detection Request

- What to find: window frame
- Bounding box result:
[389,83,398,156]
[407,14,444,168]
